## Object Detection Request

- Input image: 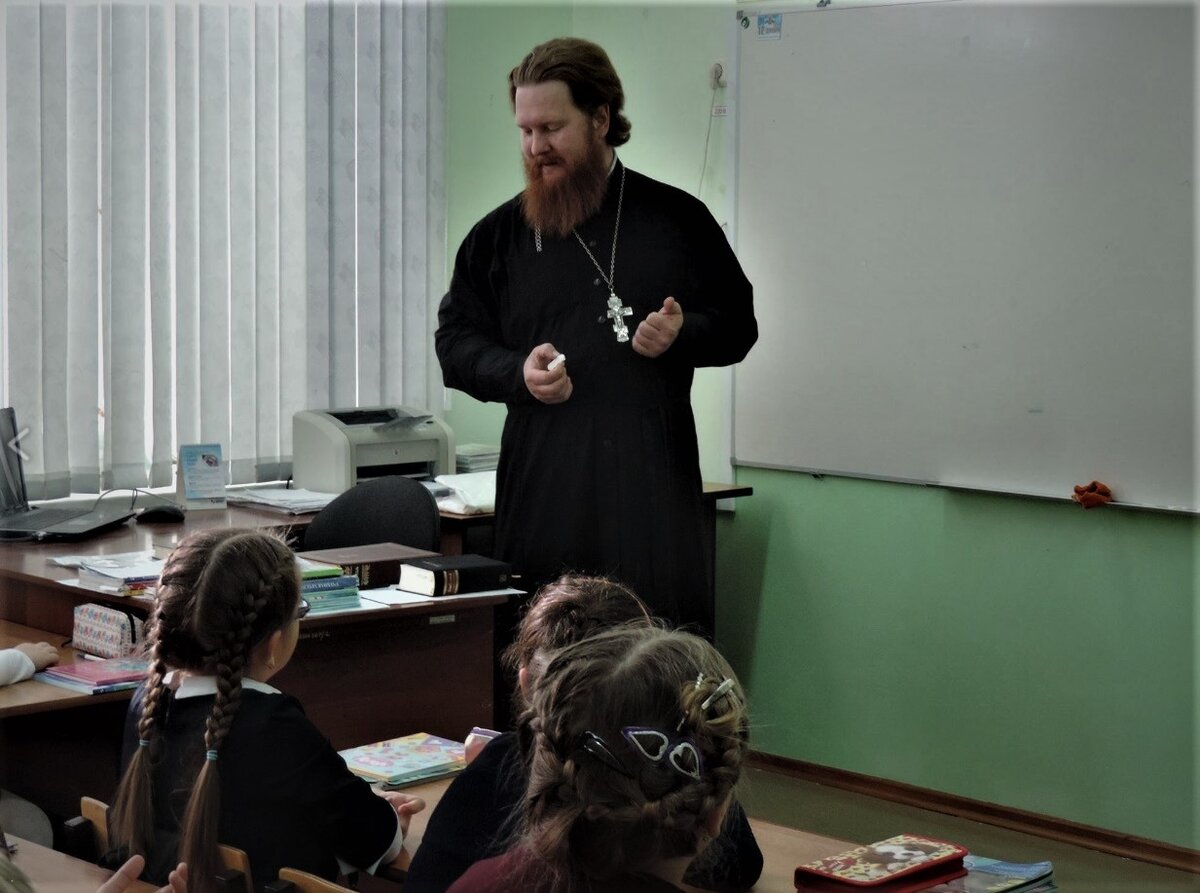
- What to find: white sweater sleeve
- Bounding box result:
[0,648,36,686]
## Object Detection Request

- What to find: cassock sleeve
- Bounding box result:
[671,199,758,369]
[436,215,537,405]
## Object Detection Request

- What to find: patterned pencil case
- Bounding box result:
[72,603,145,659]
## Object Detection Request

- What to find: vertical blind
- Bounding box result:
[1,0,446,497]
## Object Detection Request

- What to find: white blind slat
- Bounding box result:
[2,0,443,492]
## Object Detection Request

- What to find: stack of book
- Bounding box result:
[35,655,148,695]
[297,557,360,614]
[455,443,500,473]
[295,542,438,589]
[338,732,466,787]
[77,552,164,596]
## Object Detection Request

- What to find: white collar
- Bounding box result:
[173,673,281,700]
[608,152,618,176]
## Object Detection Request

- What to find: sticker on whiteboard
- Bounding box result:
[757,14,783,39]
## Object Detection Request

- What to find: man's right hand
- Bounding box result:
[524,343,572,404]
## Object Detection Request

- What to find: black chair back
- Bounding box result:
[301,476,440,551]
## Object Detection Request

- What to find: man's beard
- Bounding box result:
[520,138,610,238]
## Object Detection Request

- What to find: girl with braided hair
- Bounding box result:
[447,625,750,893]
[407,575,760,893]
[108,528,424,893]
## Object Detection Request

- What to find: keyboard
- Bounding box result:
[0,506,86,530]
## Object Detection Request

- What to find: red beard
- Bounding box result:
[520,139,610,238]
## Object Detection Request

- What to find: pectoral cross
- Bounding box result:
[606,293,633,343]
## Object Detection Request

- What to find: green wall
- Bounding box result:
[718,470,1197,848]
[443,2,735,483]
[443,2,1199,851]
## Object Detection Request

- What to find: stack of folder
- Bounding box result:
[77,552,164,596]
[455,443,500,473]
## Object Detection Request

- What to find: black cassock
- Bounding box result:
[436,161,756,630]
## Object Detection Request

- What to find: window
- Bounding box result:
[0,0,445,498]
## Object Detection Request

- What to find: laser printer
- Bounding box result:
[292,407,455,494]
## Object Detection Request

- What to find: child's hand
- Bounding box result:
[15,641,58,671]
[96,855,187,893]
[464,728,499,764]
[376,790,426,834]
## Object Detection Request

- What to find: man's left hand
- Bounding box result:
[632,297,683,358]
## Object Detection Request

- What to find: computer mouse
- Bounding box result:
[136,504,187,524]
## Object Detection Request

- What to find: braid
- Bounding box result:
[202,578,269,752]
[518,626,751,890]
[136,613,172,746]
[182,564,279,893]
[108,528,299,893]
[110,606,171,859]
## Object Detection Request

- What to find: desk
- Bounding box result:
[0,509,506,819]
[0,621,134,719]
[0,620,134,823]
[381,776,850,892]
[7,835,154,893]
[439,481,754,633]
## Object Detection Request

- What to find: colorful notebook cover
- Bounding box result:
[337,732,466,786]
[795,835,968,891]
[926,855,1054,893]
[36,656,148,694]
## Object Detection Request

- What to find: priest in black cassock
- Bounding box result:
[435,37,757,634]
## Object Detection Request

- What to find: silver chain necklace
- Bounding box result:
[573,166,631,342]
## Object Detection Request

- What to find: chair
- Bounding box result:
[62,797,253,893]
[270,867,358,893]
[301,476,440,552]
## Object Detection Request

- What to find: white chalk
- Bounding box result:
[548,353,567,371]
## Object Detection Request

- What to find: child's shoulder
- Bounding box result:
[235,688,315,733]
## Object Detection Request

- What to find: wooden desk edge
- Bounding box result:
[0,619,137,718]
[439,482,753,525]
[702,482,754,500]
[9,835,155,893]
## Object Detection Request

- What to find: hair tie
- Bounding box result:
[138,738,151,749]
[205,750,219,762]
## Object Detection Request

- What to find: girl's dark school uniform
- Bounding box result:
[119,677,399,890]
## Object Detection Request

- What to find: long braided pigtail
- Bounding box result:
[179,546,287,893]
[109,603,172,859]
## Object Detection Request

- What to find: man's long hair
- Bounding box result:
[509,38,632,147]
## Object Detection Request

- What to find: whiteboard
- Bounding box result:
[732,2,1197,511]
